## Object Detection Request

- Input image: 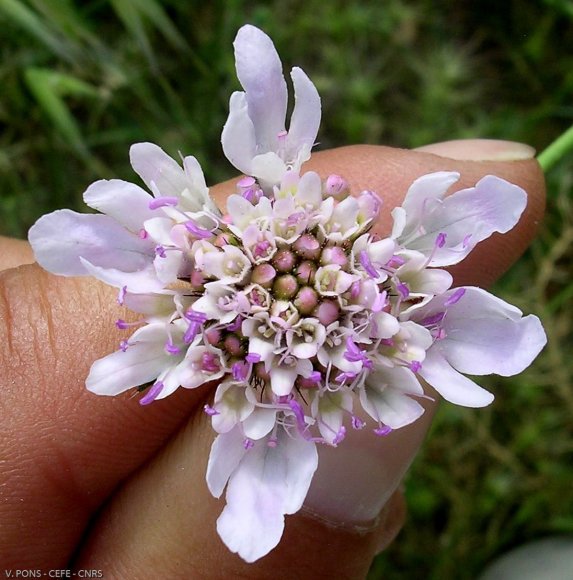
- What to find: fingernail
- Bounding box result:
[303,404,435,525]
[415,139,535,162]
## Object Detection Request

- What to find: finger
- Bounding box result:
[73,141,544,576]
[0,236,34,270]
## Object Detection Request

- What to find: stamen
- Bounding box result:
[148,196,179,209]
[155,245,167,258]
[243,438,255,450]
[164,340,181,355]
[119,339,129,352]
[410,360,422,373]
[374,425,393,437]
[139,381,164,405]
[117,285,127,305]
[185,220,213,239]
[359,250,378,278]
[246,353,261,364]
[351,416,365,430]
[397,282,410,299]
[204,404,220,416]
[444,288,466,306]
[332,425,346,446]
[436,232,447,248]
[232,361,249,382]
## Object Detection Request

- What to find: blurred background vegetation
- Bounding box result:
[1,0,572,577]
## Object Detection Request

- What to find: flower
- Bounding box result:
[28,24,546,563]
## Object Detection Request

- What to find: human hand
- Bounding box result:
[0,139,544,579]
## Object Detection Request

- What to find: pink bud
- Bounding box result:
[254,362,270,381]
[204,327,221,345]
[321,245,348,268]
[272,248,296,272]
[273,274,299,299]
[314,299,340,326]
[224,334,244,356]
[324,174,350,200]
[251,263,276,288]
[293,234,321,260]
[296,261,317,285]
[294,286,319,315]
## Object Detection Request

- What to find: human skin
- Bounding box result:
[0,141,544,579]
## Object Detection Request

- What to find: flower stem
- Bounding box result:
[537,123,573,173]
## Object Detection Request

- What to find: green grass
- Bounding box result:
[1,1,572,577]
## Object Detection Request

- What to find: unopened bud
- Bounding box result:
[272,248,296,272]
[296,261,317,285]
[324,174,350,201]
[254,362,270,381]
[293,234,321,260]
[204,327,221,345]
[273,274,299,299]
[314,299,340,326]
[224,334,244,356]
[251,263,276,288]
[321,245,348,268]
[294,287,319,315]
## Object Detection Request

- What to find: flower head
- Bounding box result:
[28,24,546,564]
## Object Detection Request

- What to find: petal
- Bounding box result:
[233,25,287,151]
[129,142,188,198]
[242,408,277,440]
[80,258,165,293]
[251,152,288,185]
[419,348,494,407]
[86,323,168,395]
[216,430,318,563]
[286,67,321,157]
[296,170,322,209]
[206,428,249,498]
[29,210,153,276]
[405,175,527,266]
[423,287,546,376]
[221,91,257,175]
[269,365,297,396]
[83,179,158,232]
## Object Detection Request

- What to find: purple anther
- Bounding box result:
[117,285,127,305]
[462,234,472,248]
[359,250,378,278]
[232,361,249,382]
[119,339,129,352]
[203,404,220,416]
[374,425,393,437]
[434,328,447,341]
[201,352,220,373]
[155,245,167,258]
[289,399,307,433]
[237,175,256,189]
[148,196,179,210]
[246,353,261,364]
[397,282,410,299]
[277,129,288,141]
[386,255,406,268]
[350,281,361,299]
[183,322,201,344]
[336,371,357,383]
[139,381,164,406]
[115,319,129,330]
[185,309,208,323]
[138,228,148,239]
[184,220,212,239]
[287,212,305,226]
[332,426,347,446]
[436,232,447,248]
[444,288,466,306]
[164,341,181,355]
[243,438,255,450]
[419,311,445,327]
[344,338,373,370]
[226,316,243,332]
[308,371,322,383]
[351,416,365,430]
[372,291,387,312]
[254,240,271,258]
[410,360,422,373]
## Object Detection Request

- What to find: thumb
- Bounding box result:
[75,140,544,578]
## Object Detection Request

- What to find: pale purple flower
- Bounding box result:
[28,24,546,564]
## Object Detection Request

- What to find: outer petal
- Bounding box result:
[80,258,165,293]
[286,67,321,159]
[233,25,287,151]
[418,287,546,376]
[83,179,159,232]
[86,323,168,395]
[360,366,425,429]
[29,210,154,276]
[221,91,258,175]
[419,348,494,407]
[206,428,249,498]
[216,429,318,563]
[403,175,527,266]
[129,142,191,198]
